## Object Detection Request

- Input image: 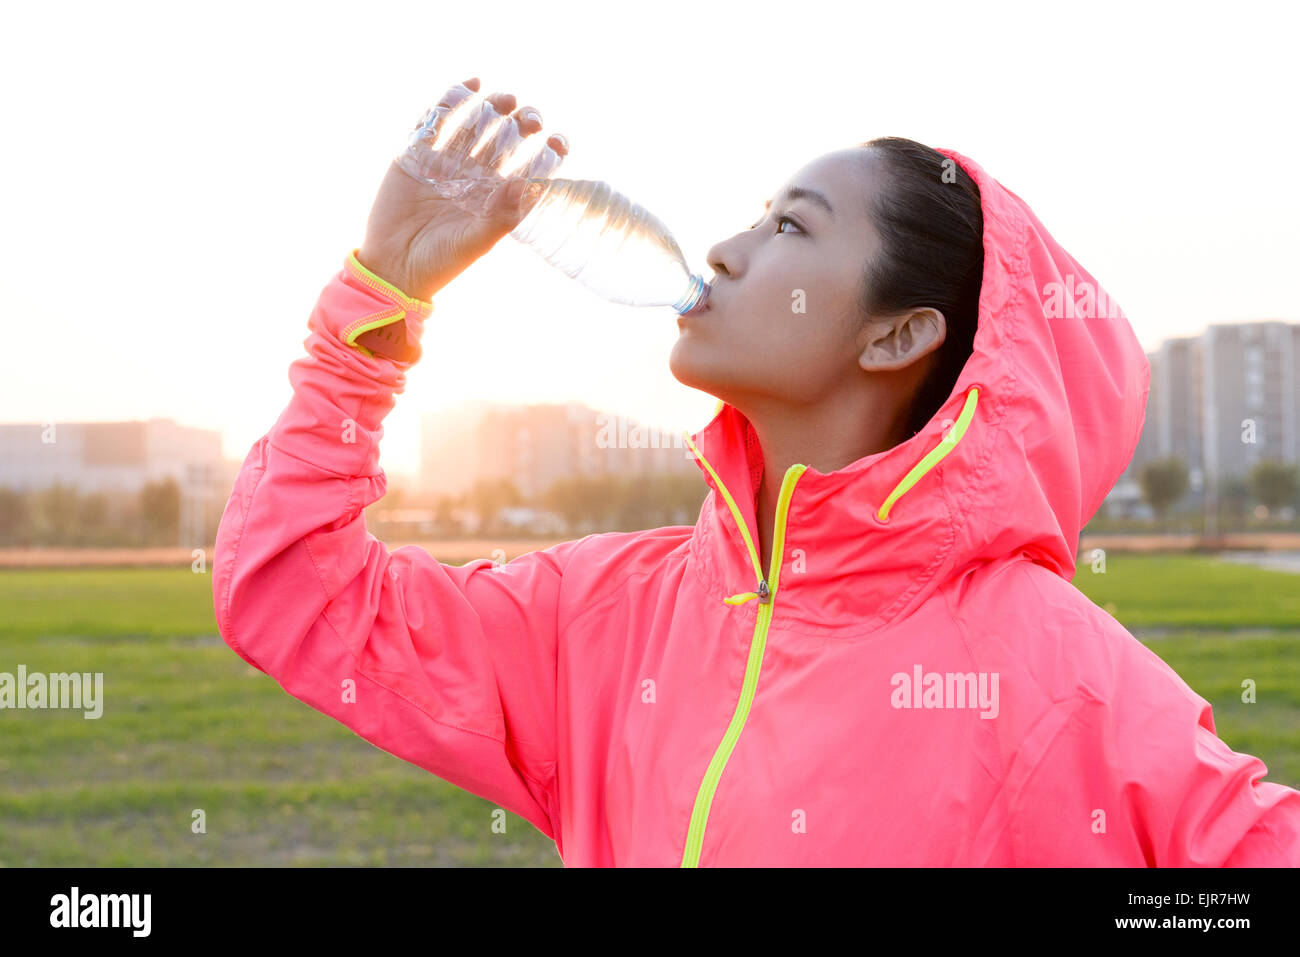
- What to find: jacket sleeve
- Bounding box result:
[1007,630,1300,866]
[212,249,579,841]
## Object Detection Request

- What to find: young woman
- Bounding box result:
[213,78,1300,866]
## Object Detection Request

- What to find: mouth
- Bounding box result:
[677,297,711,327]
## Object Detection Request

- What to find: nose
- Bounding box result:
[705,238,734,282]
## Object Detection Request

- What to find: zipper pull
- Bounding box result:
[757,579,771,604]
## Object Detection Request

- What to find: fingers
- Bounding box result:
[478,104,533,176]
[475,98,569,180]
[523,132,567,180]
[428,103,483,173]
[509,105,542,136]
[408,79,496,152]
[485,91,516,115]
[500,104,569,179]
[411,78,571,182]
[506,107,569,157]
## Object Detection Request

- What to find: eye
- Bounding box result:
[748,214,803,234]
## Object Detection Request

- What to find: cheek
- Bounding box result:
[710,308,849,400]
[669,258,859,392]
[669,312,852,403]
[749,279,853,361]
[748,258,854,329]
[767,319,848,376]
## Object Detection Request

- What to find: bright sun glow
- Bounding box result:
[1,0,1295,482]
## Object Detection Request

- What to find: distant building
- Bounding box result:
[1108,320,1300,516]
[1201,322,1299,485]
[419,400,699,501]
[0,418,238,547]
[0,418,235,494]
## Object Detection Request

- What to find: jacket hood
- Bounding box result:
[682,147,1152,638]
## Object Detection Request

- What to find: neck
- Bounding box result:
[744,383,914,574]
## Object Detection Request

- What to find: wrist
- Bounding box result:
[354,246,431,303]
[340,250,435,364]
[353,244,408,293]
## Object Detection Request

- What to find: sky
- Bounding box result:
[1,0,1296,479]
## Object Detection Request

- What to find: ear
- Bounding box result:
[858,308,946,372]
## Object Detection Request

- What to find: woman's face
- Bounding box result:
[670,147,890,408]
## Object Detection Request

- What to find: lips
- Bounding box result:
[678,298,710,326]
[678,285,716,325]
[681,300,712,323]
[690,279,717,316]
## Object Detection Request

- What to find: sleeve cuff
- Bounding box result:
[340,248,434,363]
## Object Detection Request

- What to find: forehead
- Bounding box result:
[773,148,878,221]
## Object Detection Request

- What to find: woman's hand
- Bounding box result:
[356,77,570,303]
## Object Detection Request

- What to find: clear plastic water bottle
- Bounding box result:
[397,82,710,316]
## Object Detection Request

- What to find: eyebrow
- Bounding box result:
[765,185,835,220]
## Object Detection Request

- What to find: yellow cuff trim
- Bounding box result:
[342,249,434,358]
[346,249,434,310]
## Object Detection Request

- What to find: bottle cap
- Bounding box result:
[674,275,710,315]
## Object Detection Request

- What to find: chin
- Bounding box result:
[668,338,715,393]
[669,341,746,405]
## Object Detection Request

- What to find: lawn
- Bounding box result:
[0,567,562,866]
[0,553,1297,865]
[1070,551,1300,788]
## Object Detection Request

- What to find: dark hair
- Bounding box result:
[855,137,983,438]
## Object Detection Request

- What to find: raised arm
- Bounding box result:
[213,249,589,838]
[213,78,579,839]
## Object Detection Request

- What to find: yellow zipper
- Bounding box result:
[673,384,980,865]
[680,430,807,867]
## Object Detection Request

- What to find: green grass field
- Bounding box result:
[1,552,1297,866]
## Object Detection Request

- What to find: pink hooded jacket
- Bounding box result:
[213,148,1300,866]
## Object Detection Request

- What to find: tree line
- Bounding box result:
[0,479,187,548]
[1136,459,1300,524]
[0,471,711,548]
[371,472,710,539]
[0,459,1295,548]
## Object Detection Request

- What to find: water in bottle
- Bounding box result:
[398,83,710,316]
